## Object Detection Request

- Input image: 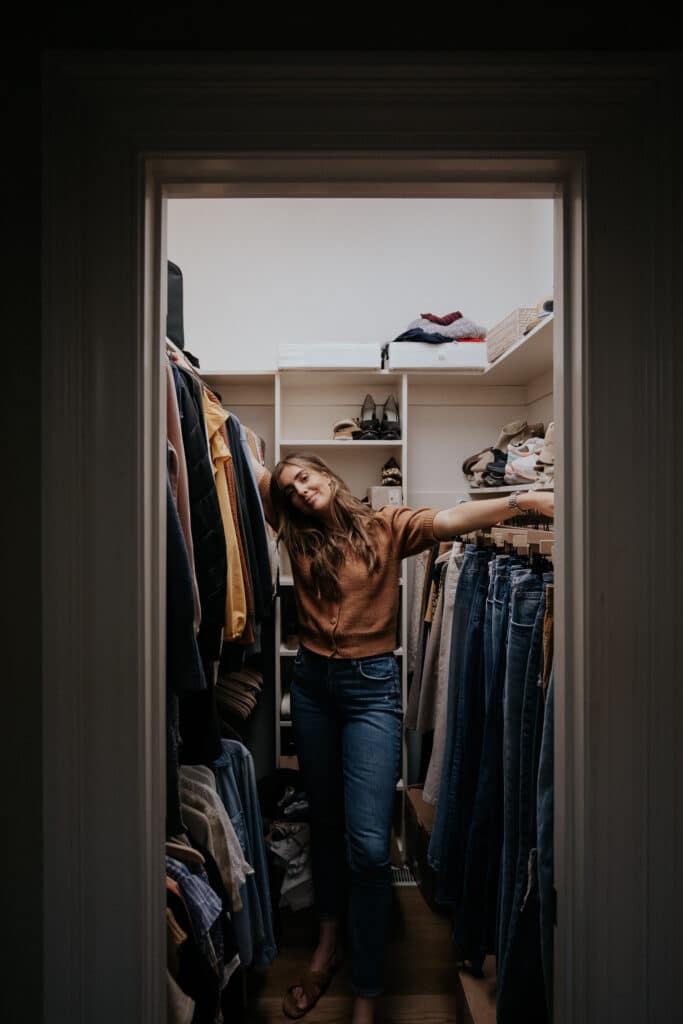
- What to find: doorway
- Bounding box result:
[147,155,582,1021]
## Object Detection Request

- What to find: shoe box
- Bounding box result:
[278,343,383,369]
[387,340,489,370]
[367,485,403,509]
[404,784,447,915]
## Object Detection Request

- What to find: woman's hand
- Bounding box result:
[520,490,554,519]
[433,487,555,539]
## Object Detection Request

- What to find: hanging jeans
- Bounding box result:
[290,646,402,997]
[497,572,551,1023]
[454,553,522,971]
[213,739,278,968]
[496,569,545,966]
[537,663,555,1021]
[428,545,493,908]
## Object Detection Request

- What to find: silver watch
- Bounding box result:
[508,492,525,515]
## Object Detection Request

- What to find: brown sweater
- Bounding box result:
[258,470,439,658]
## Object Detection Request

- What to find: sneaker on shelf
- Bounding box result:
[482,448,508,486]
[535,421,555,469]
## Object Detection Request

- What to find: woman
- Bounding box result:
[251,452,554,1024]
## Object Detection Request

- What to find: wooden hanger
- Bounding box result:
[166,839,205,866]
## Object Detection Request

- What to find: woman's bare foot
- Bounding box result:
[352,994,378,1024]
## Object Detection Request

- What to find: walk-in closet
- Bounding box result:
[38,53,680,1024]
[162,194,557,1022]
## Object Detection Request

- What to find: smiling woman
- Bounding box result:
[249,448,553,1022]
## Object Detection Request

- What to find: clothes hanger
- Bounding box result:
[166,838,205,866]
[166,337,223,404]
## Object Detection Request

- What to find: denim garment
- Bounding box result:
[537,664,555,1021]
[454,554,517,971]
[213,739,278,968]
[497,575,551,1022]
[429,546,492,907]
[290,646,402,997]
[496,570,544,966]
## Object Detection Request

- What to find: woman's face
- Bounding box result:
[278,462,333,520]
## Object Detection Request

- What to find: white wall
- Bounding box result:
[168,198,553,371]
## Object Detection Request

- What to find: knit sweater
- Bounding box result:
[258,470,438,657]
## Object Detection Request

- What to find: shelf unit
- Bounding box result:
[274,369,411,839]
[201,316,554,863]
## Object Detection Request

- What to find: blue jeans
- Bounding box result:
[537,664,555,1021]
[213,739,278,967]
[290,646,402,997]
[497,574,551,1021]
[455,554,520,971]
[428,545,493,907]
[496,570,544,965]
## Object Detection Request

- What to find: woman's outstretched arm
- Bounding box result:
[433,490,554,540]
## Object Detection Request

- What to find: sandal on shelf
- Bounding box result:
[282,949,344,1020]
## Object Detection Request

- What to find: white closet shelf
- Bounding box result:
[280,721,292,728]
[481,314,553,385]
[201,370,275,383]
[279,439,403,447]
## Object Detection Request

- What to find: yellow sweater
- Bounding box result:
[203,394,248,641]
[258,470,438,658]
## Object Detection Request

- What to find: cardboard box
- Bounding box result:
[367,486,403,508]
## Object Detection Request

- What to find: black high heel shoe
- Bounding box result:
[380,394,401,439]
[358,394,381,439]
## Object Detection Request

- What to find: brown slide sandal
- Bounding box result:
[282,950,344,1019]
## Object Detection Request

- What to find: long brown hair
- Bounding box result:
[270,452,388,601]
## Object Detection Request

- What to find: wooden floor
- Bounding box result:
[242,885,483,1024]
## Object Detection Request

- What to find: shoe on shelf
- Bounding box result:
[358,394,381,440]
[535,421,555,468]
[481,448,508,486]
[379,393,401,439]
[332,417,361,440]
[381,456,403,487]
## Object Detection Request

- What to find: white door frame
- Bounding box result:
[42,55,678,1024]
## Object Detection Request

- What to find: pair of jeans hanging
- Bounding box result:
[497,572,552,1023]
[428,545,493,910]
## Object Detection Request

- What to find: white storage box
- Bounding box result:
[367,486,403,509]
[278,343,382,369]
[387,340,488,370]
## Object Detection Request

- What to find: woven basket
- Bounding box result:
[487,307,537,362]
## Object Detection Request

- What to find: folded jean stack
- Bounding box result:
[266,783,314,912]
[463,420,555,490]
